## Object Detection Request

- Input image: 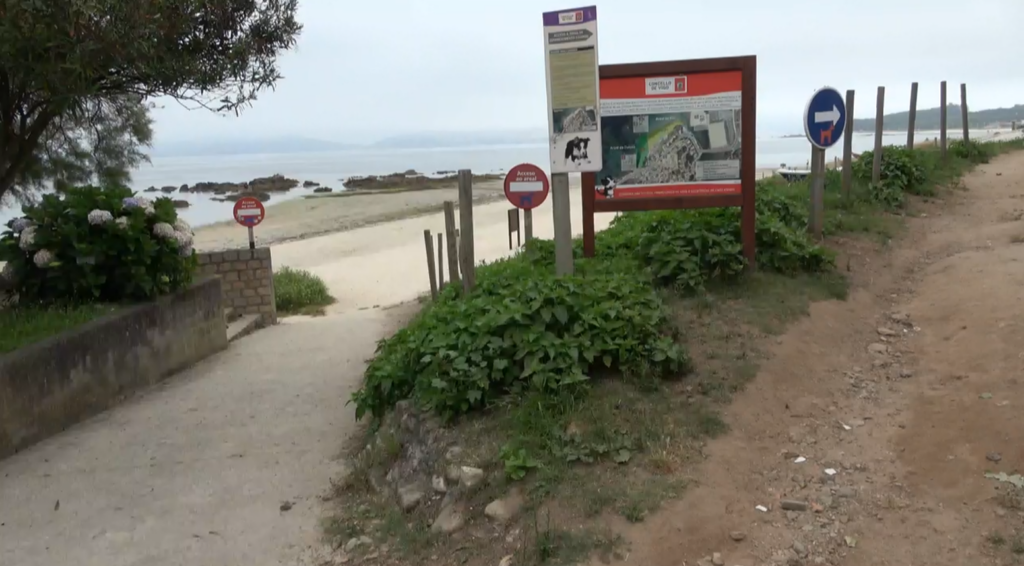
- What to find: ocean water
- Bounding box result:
[0,129,976,228]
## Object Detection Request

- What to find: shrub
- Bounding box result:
[849,146,929,207]
[0,185,196,303]
[352,257,689,421]
[949,139,991,164]
[274,267,335,315]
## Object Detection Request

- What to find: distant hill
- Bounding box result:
[151,136,357,157]
[851,104,1024,132]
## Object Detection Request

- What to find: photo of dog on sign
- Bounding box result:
[563,136,592,168]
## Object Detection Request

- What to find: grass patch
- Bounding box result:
[273,266,335,316]
[0,302,118,354]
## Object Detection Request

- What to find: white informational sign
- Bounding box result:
[542,6,602,174]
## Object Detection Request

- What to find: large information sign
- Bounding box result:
[595,71,743,200]
[541,6,603,174]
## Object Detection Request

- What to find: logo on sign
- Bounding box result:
[645,76,687,95]
[558,10,583,23]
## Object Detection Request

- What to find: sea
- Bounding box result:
[0,129,975,229]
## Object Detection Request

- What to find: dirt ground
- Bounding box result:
[587,150,1024,564]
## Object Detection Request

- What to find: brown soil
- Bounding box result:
[587,152,1024,565]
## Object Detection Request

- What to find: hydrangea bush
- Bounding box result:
[0,185,197,302]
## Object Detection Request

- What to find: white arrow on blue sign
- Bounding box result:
[804,87,847,150]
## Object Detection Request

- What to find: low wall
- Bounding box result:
[196,247,277,326]
[0,277,228,459]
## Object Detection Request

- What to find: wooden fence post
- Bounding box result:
[841,89,855,199]
[907,82,918,149]
[436,233,445,289]
[960,83,970,144]
[443,202,460,286]
[940,81,948,160]
[872,86,885,184]
[457,170,475,292]
[423,229,438,300]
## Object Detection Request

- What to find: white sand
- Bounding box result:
[268,176,616,312]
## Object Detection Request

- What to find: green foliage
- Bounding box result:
[351,181,839,423]
[353,257,689,421]
[274,267,335,315]
[499,445,541,481]
[0,186,196,303]
[949,139,992,163]
[0,0,301,200]
[851,146,928,207]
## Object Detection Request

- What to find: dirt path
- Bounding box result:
[594,152,1024,566]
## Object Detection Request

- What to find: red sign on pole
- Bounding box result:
[503,164,550,210]
[233,196,265,227]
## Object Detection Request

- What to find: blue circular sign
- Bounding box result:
[804,87,846,149]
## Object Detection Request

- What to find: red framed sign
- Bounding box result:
[582,55,758,268]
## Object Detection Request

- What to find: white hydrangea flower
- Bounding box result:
[179,245,194,258]
[19,226,37,251]
[1,261,14,282]
[144,205,155,216]
[87,209,114,225]
[115,216,130,229]
[33,249,55,268]
[11,217,33,233]
[173,230,193,248]
[153,222,176,239]
[135,196,152,208]
[173,218,192,234]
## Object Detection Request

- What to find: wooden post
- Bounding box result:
[551,173,573,275]
[872,86,885,184]
[960,83,970,143]
[523,209,534,243]
[940,81,948,160]
[842,89,855,199]
[423,229,438,300]
[436,233,445,289]
[457,170,475,292]
[808,147,824,238]
[443,201,460,286]
[907,82,918,149]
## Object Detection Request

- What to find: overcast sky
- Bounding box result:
[151,0,1024,144]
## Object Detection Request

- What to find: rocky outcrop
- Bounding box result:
[171,199,190,209]
[160,186,176,193]
[302,180,319,188]
[312,187,333,193]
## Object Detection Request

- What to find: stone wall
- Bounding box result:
[0,277,228,459]
[196,247,276,326]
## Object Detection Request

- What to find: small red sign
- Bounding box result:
[503,163,550,210]
[233,196,265,227]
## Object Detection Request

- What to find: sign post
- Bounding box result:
[803,86,847,239]
[503,163,551,245]
[233,196,266,250]
[542,6,602,275]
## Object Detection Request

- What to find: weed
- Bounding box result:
[989,531,1007,547]
[274,266,335,315]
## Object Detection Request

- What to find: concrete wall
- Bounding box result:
[196,247,277,326]
[0,277,228,459]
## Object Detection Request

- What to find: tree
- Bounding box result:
[0,0,302,202]
[5,95,154,206]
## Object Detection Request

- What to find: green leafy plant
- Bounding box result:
[499,445,541,480]
[274,266,335,315]
[351,257,690,421]
[0,185,196,303]
[851,146,928,207]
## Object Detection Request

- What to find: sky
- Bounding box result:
[150,0,1024,145]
